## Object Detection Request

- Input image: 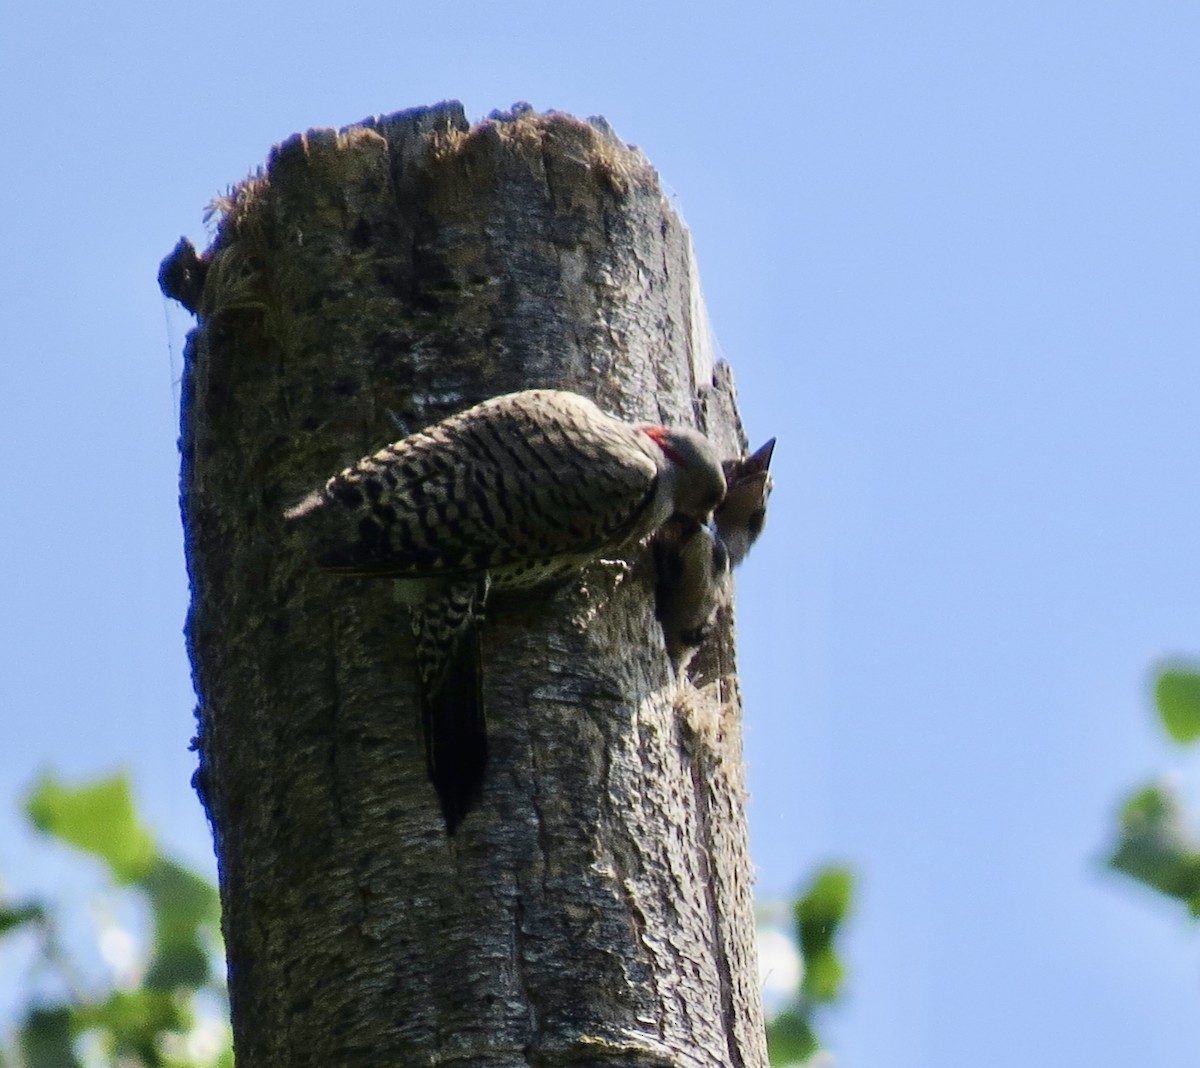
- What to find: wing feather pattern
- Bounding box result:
[287,391,662,581]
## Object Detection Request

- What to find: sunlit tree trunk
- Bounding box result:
[161,101,767,1068]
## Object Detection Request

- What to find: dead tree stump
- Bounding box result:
[161,100,767,1068]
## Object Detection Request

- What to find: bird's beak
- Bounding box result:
[741,438,775,477]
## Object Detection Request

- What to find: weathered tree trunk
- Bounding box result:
[161,101,767,1068]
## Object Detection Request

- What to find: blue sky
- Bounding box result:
[3,1,1200,1064]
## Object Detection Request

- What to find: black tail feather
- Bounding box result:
[422,623,487,835]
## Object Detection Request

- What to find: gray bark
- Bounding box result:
[162,100,768,1068]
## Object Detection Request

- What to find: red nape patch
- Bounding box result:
[642,426,682,463]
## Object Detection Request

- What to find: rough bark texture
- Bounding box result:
[164,101,767,1068]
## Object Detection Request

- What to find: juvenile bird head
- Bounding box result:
[641,426,727,522]
[715,438,775,567]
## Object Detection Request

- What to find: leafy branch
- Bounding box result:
[1107,663,1200,916]
[1,772,229,1068]
[764,864,855,1066]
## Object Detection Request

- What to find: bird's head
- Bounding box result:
[642,425,727,521]
[715,438,775,567]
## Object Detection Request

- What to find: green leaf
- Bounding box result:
[0,902,45,937]
[1155,669,1200,743]
[19,1007,81,1068]
[1108,784,1200,903]
[796,864,854,940]
[140,857,222,991]
[766,1006,818,1064]
[794,866,854,951]
[76,989,187,1065]
[802,948,846,1004]
[140,858,221,945]
[146,942,212,991]
[793,865,854,1003]
[25,772,156,884]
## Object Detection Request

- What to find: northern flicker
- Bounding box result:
[285,389,727,833]
[655,438,774,664]
[715,437,774,569]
